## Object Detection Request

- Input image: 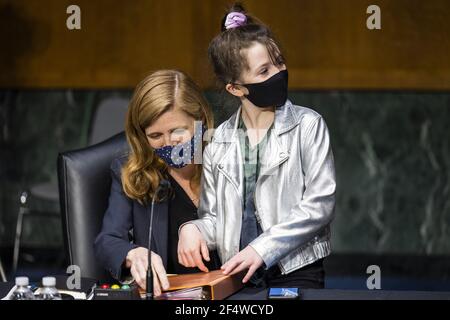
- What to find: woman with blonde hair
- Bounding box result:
[94,69,219,297]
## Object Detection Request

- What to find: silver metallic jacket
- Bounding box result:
[190,100,336,274]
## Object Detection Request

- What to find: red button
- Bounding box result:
[101,284,110,289]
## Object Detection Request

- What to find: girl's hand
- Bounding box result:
[125,247,170,296]
[221,246,264,283]
[178,223,210,272]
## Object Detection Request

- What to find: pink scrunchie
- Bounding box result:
[224,12,247,30]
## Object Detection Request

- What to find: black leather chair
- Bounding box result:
[13,95,129,275]
[57,132,129,281]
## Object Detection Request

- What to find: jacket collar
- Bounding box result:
[214,99,298,143]
[215,100,293,193]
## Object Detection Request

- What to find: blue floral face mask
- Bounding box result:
[154,123,206,169]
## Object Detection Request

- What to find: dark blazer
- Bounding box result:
[94,155,220,280]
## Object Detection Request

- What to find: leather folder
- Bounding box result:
[163,269,245,300]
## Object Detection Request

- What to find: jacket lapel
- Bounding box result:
[259,100,298,176]
[214,100,298,194]
[216,108,244,197]
[259,133,290,177]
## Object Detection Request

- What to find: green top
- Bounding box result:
[237,114,274,285]
[237,115,273,207]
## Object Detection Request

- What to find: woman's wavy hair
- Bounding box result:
[122,69,214,204]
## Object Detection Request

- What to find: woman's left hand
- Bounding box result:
[221,246,264,283]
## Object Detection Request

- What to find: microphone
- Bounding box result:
[146,179,171,300]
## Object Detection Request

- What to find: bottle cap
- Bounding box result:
[15,277,29,286]
[42,277,56,287]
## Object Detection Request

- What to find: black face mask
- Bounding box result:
[240,69,288,108]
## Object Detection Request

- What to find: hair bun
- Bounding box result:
[224,12,247,30]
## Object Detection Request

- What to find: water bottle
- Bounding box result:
[37,277,62,300]
[11,277,35,300]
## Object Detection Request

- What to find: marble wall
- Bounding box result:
[289,92,450,255]
[1,90,449,256]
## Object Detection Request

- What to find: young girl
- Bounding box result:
[178,4,336,288]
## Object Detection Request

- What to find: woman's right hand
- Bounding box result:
[178,223,210,272]
[125,247,169,296]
